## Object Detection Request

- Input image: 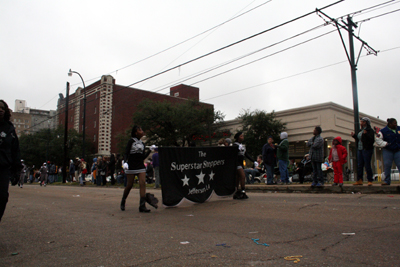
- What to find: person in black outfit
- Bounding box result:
[0,100,22,222]
[120,126,158,212]
[296,154,312,184]
[232,132,254,199]
[351,117,375,186]
[262,136,276,185]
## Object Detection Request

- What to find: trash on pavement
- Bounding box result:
[284,255,302,263]
[180,241,190,244]
[252,238,269,246]
[342,233,355,235]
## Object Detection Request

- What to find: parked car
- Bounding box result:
[374,169,399,181]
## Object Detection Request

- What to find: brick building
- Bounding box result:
[57,75,213,156]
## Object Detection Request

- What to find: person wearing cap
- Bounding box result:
[375,118,400,185]
[262,136,276,185]
[232,132,254,199]
[277,132,290,185]
[0,100,22,222]
[307,127,324,187]
[351,117,375,186]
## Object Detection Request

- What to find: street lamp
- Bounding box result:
[68,69,86,160]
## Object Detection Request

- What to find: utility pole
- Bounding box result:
[316,10,378,171]
[63,82,70,183]
[347,16,360,140]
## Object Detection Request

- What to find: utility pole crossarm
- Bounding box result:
[316,9,379,61]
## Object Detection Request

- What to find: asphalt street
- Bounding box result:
[1,184,399,266]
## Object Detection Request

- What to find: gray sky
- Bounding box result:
[1,0,399,123]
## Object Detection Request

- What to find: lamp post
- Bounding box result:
[68,69,86,160]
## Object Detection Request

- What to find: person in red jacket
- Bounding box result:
[328,136,348,186]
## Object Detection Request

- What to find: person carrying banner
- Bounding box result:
[233,132,254,199]
[121,125,158,212]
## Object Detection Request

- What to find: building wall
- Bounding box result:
[219,102,387,176]
[11,112,31,137]
[57,76,213,157]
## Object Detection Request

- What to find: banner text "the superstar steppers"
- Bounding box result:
[170,160,225,172]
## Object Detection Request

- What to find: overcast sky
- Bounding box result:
[1,0,399,123]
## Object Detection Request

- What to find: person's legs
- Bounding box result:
[0,169,10,222]
[265,164,273,184]
[315,162,323,185]
[279,160,288,183]
[333,162,343,184]
[382,149,393,185]
[244,169,251,184]
[19,173,24,187]
[363,149,374,182]
[333,162,339,184]
[357,150,365,181]
[237,168,246,190]
[393,150,400,181]
[311,161,318,185]
[122,174,135,200]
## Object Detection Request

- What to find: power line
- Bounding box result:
[151,24,327,93]
[36,0,274,110]
[200,46,400,102]
[27,0,400,131]
[124,0,344,88]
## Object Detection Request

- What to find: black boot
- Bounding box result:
[139,197,150,213]
[120,198,126,211]
[145,193,158,209]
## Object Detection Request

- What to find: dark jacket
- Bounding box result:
[307,135,324,162]
[381,126,400,151]
[0,120,21,172]
[352,127,375,150]
[262,143,276,166]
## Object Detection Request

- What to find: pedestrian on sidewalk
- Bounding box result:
[328,136,348,187]
[262,136,276,185]
[277,132,290,185]
[351,117,375,186]
[307,126,324,187]
[39,163,48,186]
[375,118,400,186]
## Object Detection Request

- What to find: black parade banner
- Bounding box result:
[159,146,237,207]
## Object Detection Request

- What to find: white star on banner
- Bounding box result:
[196,171,205,185]
[209,171,215,181]
[181,175,190,186]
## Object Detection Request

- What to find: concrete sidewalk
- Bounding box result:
[246,183,400,194]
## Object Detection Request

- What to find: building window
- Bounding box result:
[94,134,96,141]
[174,92,179,97]
[94,107,96,114]
[94,121,96,128]
[25,120,29,124]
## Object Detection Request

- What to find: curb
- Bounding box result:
[246,184,400,194]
